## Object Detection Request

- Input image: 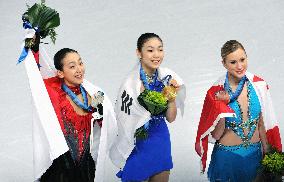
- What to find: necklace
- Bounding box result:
[225,75,259,147]
[62,83,93,112]
[236,81,259,146]
[224,72,247,103]
[145,72,156,83]
[140,64,158,90]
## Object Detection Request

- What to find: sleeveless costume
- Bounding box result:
[40,77,100,182]
[208,79,262,182]
[117,74,173,181]
[110,63,186,182]
[195,72,282,182]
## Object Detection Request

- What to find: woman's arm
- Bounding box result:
[258,113,269,154]
[210,90,229,140]
[166,101,177,123]
[165,79,180,123]
[210,118,226,140]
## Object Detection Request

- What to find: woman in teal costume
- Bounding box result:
[208,40,269,182]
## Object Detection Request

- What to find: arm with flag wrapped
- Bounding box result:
[195,85,235,173]
[17,1,67,181]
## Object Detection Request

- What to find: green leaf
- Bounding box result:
[43,14,60,30]
[134,127,148,140]
[49,29,57,44]
[23,2,60,42]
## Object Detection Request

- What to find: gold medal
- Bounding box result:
[162,86,177,102]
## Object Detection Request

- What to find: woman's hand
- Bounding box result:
[162,79,180,102]
[140,83,145,92]
[169,79,180,92]
[215,90,230,104]
[164,80,179,123]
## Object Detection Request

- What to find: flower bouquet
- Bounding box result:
[255,147,284,182]
[22,0,60,50]
[137,89,168,116]
[135,89,168,140]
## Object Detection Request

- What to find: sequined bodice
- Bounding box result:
[60,98,93,162]
[148,78,165,92]
[44,77,93,163]
[225,81,261,145]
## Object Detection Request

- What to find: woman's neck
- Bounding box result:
[228,74,241,87]
[63,80,80,88]
[141,65,156,76]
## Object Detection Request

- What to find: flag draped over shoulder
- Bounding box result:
[195,72,282,173]
[24,49,68,181]
[82,79,117,182]
[109,63,186,169]
[23,47,117,182]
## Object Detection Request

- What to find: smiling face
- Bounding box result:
[57,52,85,87]
[222,48,248,83]
[137,37,164,75]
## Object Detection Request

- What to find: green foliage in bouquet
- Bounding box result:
[135,89,167,140]
[134,126,148,140]
[23,0,60,48]
[262,151,284,175]
[137,89,167,116]
[255,145,284,182]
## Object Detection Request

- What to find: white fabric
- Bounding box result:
[245,72,279,130]
[39,47,57,79]
[24,28,36,39]
[25,47,117,182]
[83,80,118,182]
[109,63,186,169]
[25,50,69,181]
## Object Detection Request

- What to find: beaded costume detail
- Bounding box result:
[225,81,261,146]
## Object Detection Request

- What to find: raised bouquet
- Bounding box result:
[255,146,284,182]
[22,0,60,51]
[18,0,60,64]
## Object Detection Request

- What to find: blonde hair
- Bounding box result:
[221,40,246,60]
